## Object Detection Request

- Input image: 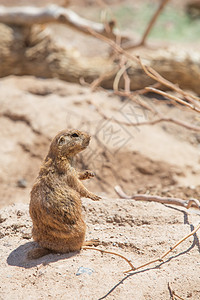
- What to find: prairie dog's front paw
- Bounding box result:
[79,170,96,180]
[85,170,95,179]
[89,193,101,201]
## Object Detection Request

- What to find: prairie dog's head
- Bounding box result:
[49,129,91,158]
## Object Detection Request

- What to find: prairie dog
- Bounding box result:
[29,129,100,259]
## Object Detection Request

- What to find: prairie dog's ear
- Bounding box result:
[57,135,67,145]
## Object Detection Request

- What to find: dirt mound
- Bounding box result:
[0,199,199,299]
[78,149,181,195]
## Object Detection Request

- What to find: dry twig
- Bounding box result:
[114,187,200,275]
[113,57,132,93]
[87,28,200,135]
[88,27,200,96]
[139,61,200,102]
[82,246,135,270]
[88,27,200,99]
[115,185,200,209]
[168,283,185,300]
[123,0,170,49]
[146,87,200,113]
[140,0,170,45]
[138,59,200,106]
[90,67,119,91]
[87,100,200,132]
[124,222,200,273]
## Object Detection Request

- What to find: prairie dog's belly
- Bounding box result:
[30,179,83,227]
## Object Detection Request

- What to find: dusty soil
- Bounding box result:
[0,75,200,299]
[0,199,199,300]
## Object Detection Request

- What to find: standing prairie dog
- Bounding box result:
[28,129,101,259]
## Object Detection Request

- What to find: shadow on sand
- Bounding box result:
[7,241,78,268]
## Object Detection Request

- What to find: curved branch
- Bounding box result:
[0,5,124,40]
[115,185,200,209]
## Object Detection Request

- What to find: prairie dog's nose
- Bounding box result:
[83,132,90,140]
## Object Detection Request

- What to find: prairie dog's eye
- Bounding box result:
[58,136,65,145]
[71,133,79,138]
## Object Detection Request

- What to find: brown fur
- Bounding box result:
[28,129,101,259]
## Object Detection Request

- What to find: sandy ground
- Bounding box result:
[0,0,200,299]
[0,199,199,300]
[0,75,200,299]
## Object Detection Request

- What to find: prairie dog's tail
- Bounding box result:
[27,248,52,260]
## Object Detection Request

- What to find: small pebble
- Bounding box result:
[189,185,195,190]
[17,179,27,188]
[76,266,94,276]
[94,226,101,231]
